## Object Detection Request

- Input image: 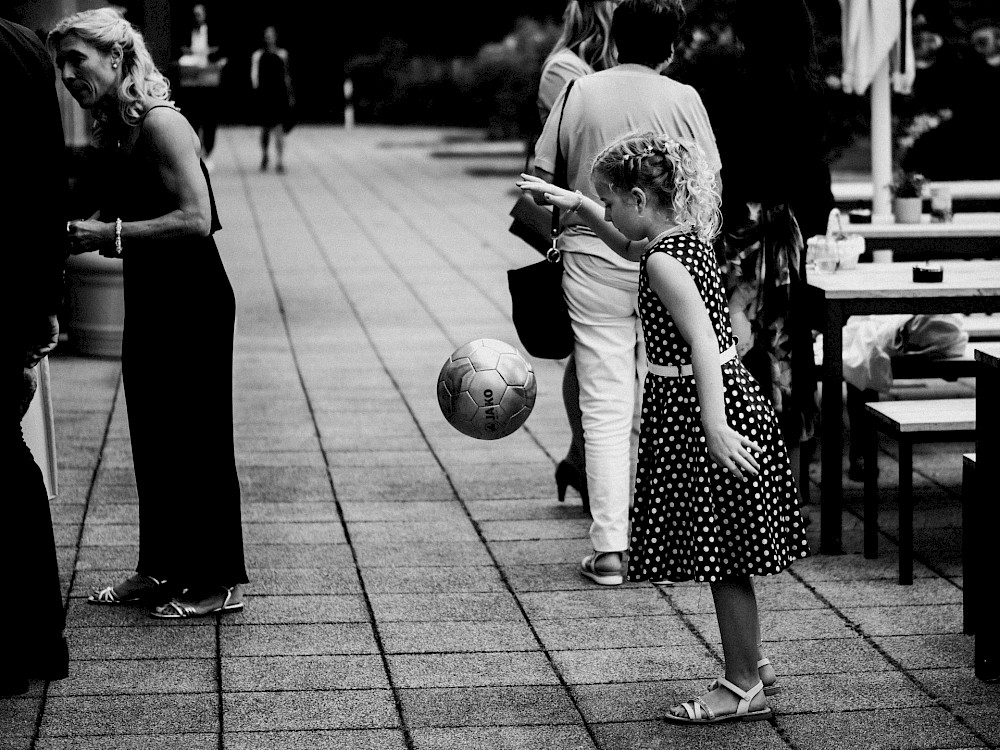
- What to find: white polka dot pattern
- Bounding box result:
[628,233,810,583]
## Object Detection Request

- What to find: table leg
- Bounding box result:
[820,303,844,554]
[898,442,913,585]
[975,369,999,680]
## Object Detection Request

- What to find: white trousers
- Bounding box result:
[562,245,645,553]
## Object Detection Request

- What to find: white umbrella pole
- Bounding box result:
[871,55,894,223]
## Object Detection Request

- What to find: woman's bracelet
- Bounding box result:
[114,217,123,256]
[567,190,584,214]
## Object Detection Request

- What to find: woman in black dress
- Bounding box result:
[250,25,294,173]
[51,7,248,618]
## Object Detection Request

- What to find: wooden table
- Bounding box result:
[804,260,1000,555]
[972,344,1000,681]
[842,213,1000,260]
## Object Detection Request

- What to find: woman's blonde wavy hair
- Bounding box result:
[47,8,173,138]
[545,0,619,73]
[591,131,721,244]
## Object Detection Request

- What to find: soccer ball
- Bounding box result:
[437,338,537,440]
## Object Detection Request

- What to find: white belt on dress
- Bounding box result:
[647,344,738,378]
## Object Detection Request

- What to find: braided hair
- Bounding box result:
[591,131,721,244]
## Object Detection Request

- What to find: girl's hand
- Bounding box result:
[517,173,579,211]
[704,422,762,482]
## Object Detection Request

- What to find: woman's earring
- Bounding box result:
[112,62,118,69]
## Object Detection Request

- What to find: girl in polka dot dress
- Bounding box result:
[518,131,809,725]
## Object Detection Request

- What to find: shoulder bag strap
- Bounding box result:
[548,78,576,260]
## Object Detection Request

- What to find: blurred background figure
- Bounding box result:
[675,0,833,505]
[1,14,69,696]
[900,13,1000,179]
[176,3,227,171]
[251,25,295,173]
[535,0,619,514]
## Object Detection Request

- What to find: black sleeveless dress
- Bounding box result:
[113,105,247,588]
[627,232,809,584]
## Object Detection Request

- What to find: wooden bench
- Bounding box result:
[962,453,977,635]
[963,313,1000,342]
[862,398,976,584]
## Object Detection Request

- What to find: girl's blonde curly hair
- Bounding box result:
[47,7,173,140]
[591,131,721,244]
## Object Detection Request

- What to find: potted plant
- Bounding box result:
[889,170,927,224]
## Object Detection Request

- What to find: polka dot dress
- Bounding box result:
[627,232,810,583]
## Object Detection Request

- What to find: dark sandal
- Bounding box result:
[665,678,772,724]
[88,575,171,605]
[150,585,244,619]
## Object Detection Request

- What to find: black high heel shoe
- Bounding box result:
[555,460,590,512]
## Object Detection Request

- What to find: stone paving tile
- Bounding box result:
[352,540,494,567]
[387,651,560,688]
[0,697,41,739]
[324,451,442,469]
[241,503,342,523]
[236,451,327,468]
[552,644,719,685]
[64,599,212,630]
[592,719,786,750]
[346,520,480,543]
[399,685,580,727]
[65,626,216,660]
[220,594,370,625]
[791,551,938,582]
[870,634,976,671]
[950,702,1000,747]
[368,592,524,622]
[760,636,894,676]
[46,658,216,696]
[74,545,139,571]
[839,604,964,636]
[570,678,705,723]
[223,729,407,750]
[38,694,218,737]
[221,655,389,691]
[775,671,937,713]
[237,466,333,503]
[241,521,347,545]
[360,565,506,594]
[227,568,361,596]
[464,498,591,522]
[518,588,678,620]
[478,519,590,541]
[220,623,378,656]
[686,608,856,644]
[34,735,217,750]
[338,501,468,523]
[378,620,540,654]
[222,690,398,731]
[909,668,1000,705]
[808,577,963,608]
[502,563,622,592]
[490,539,591,566]
[409,725,597,750]
[534,615,696,651]
[777,707,983,750]
[242,543,355,570]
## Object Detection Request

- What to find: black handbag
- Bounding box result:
[506,80,575,360]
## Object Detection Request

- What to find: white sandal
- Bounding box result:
[665,678,772,724]
[707,658,780,696]
[150,585,244,619]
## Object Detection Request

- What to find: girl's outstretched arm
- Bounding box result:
[516,174,641,261]
[646,252,762,481]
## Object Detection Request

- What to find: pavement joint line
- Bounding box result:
[232,146,417,750]
[273,139,609,748]
[783,564,993,746]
